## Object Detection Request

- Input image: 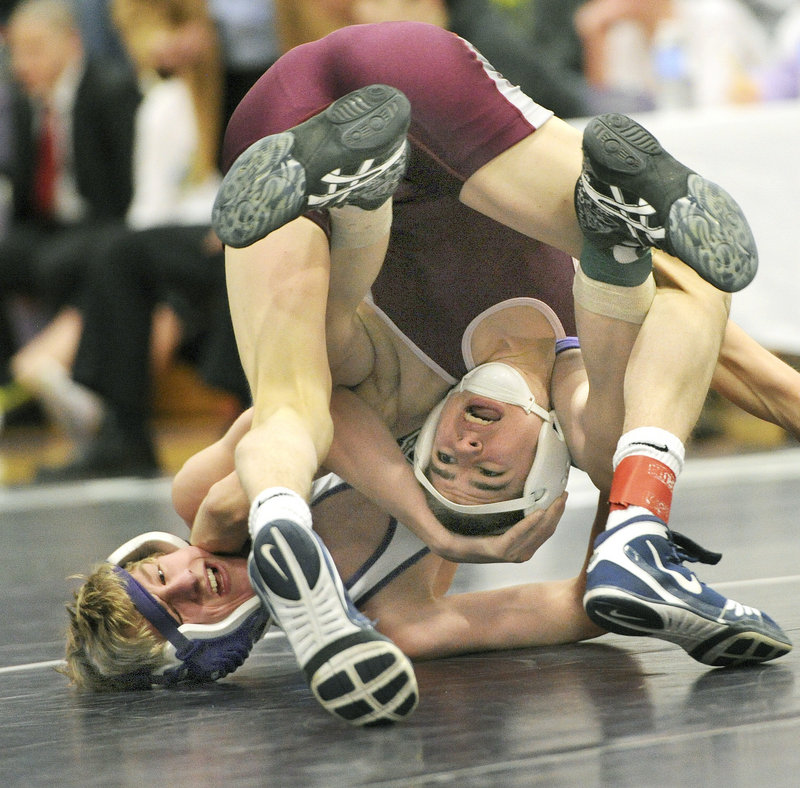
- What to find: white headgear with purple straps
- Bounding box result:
[108,532,269,687]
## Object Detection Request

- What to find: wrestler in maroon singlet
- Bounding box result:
[221,21,577,378]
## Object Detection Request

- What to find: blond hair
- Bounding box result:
[60,557,167,691]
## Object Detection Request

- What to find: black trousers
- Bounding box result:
[72,223,249,428]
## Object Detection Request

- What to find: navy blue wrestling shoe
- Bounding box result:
[213,84,410,248]
[574,113,757,292]
[248,519,418,725]
[583,515,792,667]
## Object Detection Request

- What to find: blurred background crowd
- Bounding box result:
[0,0,798,485]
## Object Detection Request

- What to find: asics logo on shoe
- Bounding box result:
[647,540,703,594]
[259,542,289,582]
[579,173,665,244]
[308,143,406,206]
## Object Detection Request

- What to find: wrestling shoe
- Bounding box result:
[213,84,410,248]
[574,113,757,292]
[248,519,418,726]
[583,515,792,667]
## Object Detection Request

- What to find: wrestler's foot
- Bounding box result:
[213,84,410,248]
[583,514,792,667]
[248,519,418,725]
[574,113,757,292]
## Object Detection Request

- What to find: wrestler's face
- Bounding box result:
[129,546,254,625]
[427,391,542,505]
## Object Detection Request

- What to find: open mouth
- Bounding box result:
[464,402,502,425]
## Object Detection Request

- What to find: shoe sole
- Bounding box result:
[213,84,410,249]
[582,113,758,293]
[248,520,418,725]
[584,588,792,667]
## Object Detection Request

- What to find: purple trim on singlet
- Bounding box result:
[309,473,430,608]
[343,517,429,608]
[556,336,581,354]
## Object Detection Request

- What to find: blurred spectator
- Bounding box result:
[74,0,130,62]
[758,2,800,99]
[209,0,281,125]
[32,222,247,481]
[574,0,772,109]
[8,0,222,447]
[446,0,601,118]
[0,0,139,399]
[126,0,281,144]
[27,0,246,481]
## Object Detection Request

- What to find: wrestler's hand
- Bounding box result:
[430,493,567,564]
[189,472,251,555]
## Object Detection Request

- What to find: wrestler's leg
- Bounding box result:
[574,253,728,491]
[459,116,585,259]
[227,217,333,502]
[574,248,792,666]
[227,223,419,725]
[325,201,393,386]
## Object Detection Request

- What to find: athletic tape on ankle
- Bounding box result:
[573,267,655,325]
[330,201,392,249]
[608,455,676,521]
[248,487,312,540]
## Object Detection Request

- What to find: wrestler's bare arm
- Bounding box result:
[713,320,800,442]
[364,495,609,658]
[176,409,254,553]
[327,385,569,564]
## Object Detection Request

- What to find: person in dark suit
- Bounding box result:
[0,0,139,384]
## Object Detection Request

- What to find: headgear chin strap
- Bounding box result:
[108,532,270,686]
[413,362,571,515]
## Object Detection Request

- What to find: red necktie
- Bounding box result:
[33,109,57,218]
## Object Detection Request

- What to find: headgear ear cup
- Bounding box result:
[156,598,269,684]
[520,410,571,513]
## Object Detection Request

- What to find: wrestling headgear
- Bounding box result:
[413,362,571,515]
[108,532,270,687]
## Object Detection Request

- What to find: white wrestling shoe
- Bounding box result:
[213,84,410,248]
[248,519,418,725]
[583,514,792,667]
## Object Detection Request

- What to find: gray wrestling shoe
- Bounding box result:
[574,113,757,292]
[248,519,418,726]
[213,84,410,248]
